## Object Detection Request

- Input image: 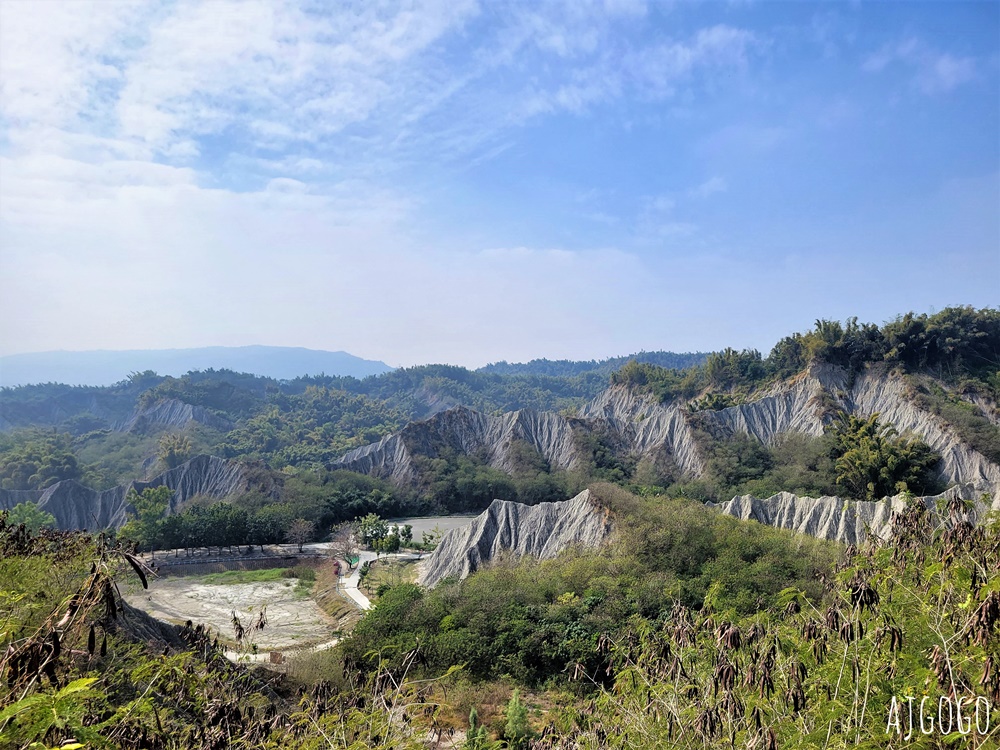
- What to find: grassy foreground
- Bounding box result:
[1,485,998,748]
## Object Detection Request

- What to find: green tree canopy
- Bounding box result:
[831,413,940,500]
[0,433,82,491]
[356,513,389,546]
[158,433,192,469]
[4,501,56,532]
[118,485,173,551]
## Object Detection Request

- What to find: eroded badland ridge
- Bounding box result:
[333,361,1000,494]
[3,310,999,551]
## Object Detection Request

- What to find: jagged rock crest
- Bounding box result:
[713,483,1000,546]
[416,489,613,587]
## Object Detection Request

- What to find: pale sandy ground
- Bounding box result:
[125,577,338,651]
[125,515,477,664]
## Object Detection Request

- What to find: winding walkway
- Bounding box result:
[337,551,425,611]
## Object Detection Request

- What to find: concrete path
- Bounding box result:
[337,551,425,611]
[340,551,376,610]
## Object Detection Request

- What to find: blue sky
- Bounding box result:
[1,0,997,368]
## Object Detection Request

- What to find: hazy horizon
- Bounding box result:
[1,343,715,387]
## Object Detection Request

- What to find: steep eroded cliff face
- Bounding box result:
[114,398,233,434]
[845,370,1000,488]
[0,454,255,530]
[416,489,613,588]
[332,405,584,483]
[695,365,838,446]
[699,364,999,490]
[579,386,705,476]
[713,483,999,546]
[332,362,1000,497]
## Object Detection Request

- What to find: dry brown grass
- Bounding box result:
[312,560,362,631]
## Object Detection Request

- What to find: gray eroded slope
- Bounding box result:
[675,363,1000,490]
[417,489,612,587]
[845,370,1000,488]
[331,362,1000,494]
[114,398,233,434]
[0,454,254,530]
[579,386,705,476]
[694,365,837,445]
[332,405,583,483]
[714,483,1000,546]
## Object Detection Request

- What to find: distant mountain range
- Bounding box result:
[0,347,710,389]
[0,346,394,387]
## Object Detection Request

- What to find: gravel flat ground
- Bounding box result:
[125,514,479,656]
[125,577,338,651]
[387,515,477,538]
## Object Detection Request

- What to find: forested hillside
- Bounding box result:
[480,350,709,377]
[0,364,607,492]
[612,306,1000,404]
[1,307,998,546]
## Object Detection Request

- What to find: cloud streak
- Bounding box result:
[863,37,977,94]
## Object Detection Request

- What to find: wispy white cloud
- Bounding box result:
[863,37,976,94]
[1,0,480,161]
[114,0,478,153]
[0,0,149,129]
[518,23,758,119]
[689,176,728,198]
[646,195,676,214]
[698,123,788,162]
[633,193,699,243]
[0,0,760,176]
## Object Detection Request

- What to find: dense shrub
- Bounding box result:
[340,487,838,686]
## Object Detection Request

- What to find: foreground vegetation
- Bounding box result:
[343,485,839,686]
[2,480,998,749]
[557,493,1000,748]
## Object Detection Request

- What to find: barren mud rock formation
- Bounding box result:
[115,398,233,434]
[713,483,999,546]
[334,364,1000,496]
[416,489,612,587]
[0,454,254,531]
[845,370,1000,488]
[332,406,583,483]
[579,386,705,476]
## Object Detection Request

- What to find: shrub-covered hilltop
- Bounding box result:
[606,306,1000,503]
[2,484,998,749]
[613,307,1000,403]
